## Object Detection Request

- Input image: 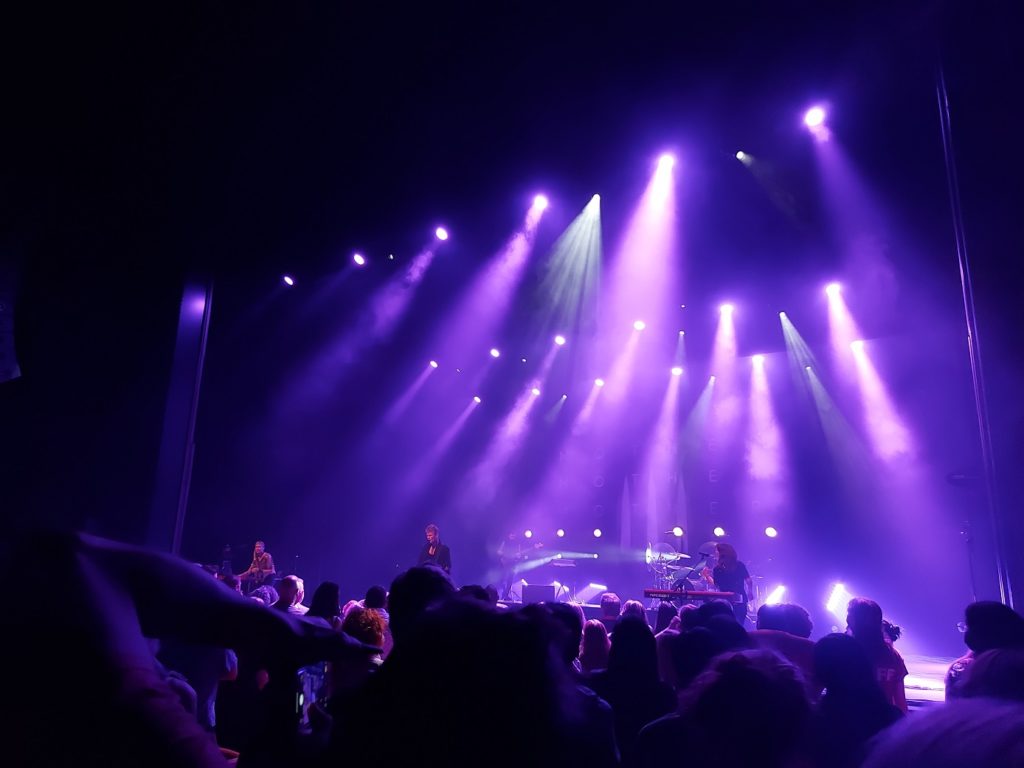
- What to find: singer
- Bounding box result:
[707,542,753,624]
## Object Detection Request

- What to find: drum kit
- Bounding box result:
[645,540,718,594]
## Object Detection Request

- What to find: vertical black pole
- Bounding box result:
[147,278,213,555]
[935,69,1014,608]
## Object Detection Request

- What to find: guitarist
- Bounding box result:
[240,540,276,592]
[497,531,543,601]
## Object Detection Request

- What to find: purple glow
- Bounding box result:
[533,194,549,211]
[752,354,765,366]
[765,526,778,538]
[531,387,541,396]
[735,150,747,161]
[850,339,913,460]
[765,585,787,606]
[850,339,865,353]
[658,153,676,170]
[489,348,501,358]
[671,526,684,537]
[521,357,527,363]
[804,105,826,128]
[556,528,565,538]
[429,360,439,369]
[826,583,853,621]
[435,227,449,241]
[713,526,726,537]
[747,349,783,479]
[282,275,295,286]
[633,319,646,331]
[383,364,435,424]
[593,528,603,538]
[353,253,366,266]
[473,395,482,404]
[825,281,842,298]
[524,529,533,539]
[671,366,683,376]
[594,378,605,387]
[554,334,567,346]
[719,303,734,315]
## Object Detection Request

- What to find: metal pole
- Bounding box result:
[935,67,1014,607]
[171,279,214,556]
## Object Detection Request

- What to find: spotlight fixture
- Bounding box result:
[803,105,826,128]
[556,528,565,538]
[353,253,366,266]
[713,526,726,537]
[658,153,676,170]
[533,194,549,210]
[554,334,567,346]
[593,528,603,538]
[735,150,746,161]
[429,360,439,369]
[719,303,734,315]
[473,396,482,404]
[765,526,779,538]
[752,354,765,365]
[671,366,683,377]
[633,320,646,331]
[490,348,501,358]
[594,378,605,388]
[282,275,295,286]
[531,387,541,396]
[435,227,449,241]
[825,282,842,298]
[524,529,533,539]
[671,526,684,537]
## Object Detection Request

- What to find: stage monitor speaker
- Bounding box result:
[522,584,557,604]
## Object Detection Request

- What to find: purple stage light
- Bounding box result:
[765,526,778,538]
[752,354,765,366]
[589,582,607,590]
[554,334,567,346]
[524,529,533,539]
[679,330,685,336]
[435,227,449,241]
[594,378,605,388]
[804,105,826,128]
[473,395,482,404]
[560,394,568,399]
[353,253,366,266]
[388,253,395,260]
[593,528,603,538]
[671,366,683,377]
[850,339,865,353]
[735,150,747,161]
[713,526,725,537]
[671,526,684,537]
[531,387,541,396]
[804,365,812,372]
[533,194,549,211]
[633,319,646,331]
[825,282,842,298]
[556,528,565,538]
[765,585,787,606]
[719,303,734,315]
[282,275,295,286]
[521,357,527,363]
[490,348,501,358]
[429,360,439,369]
[657,153,676,170]
[826,583,853,620]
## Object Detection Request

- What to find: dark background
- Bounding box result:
[2,2,1022,654]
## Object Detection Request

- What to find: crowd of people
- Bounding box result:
[6,531,1024,768]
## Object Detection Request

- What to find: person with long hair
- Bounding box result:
[708,542,752,625]
[306,581,343,630]
[847,598,908,713]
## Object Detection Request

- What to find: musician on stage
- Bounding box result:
[418,523,451,574]
[497,530,543,601]
[240,540,276,591]
[706,541,752,625]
